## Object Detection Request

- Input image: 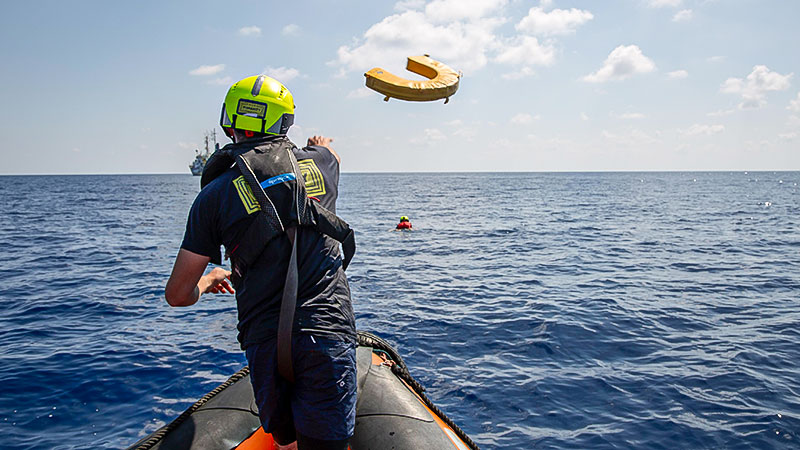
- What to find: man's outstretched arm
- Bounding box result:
[165,249,233,307]
[307,135,340,164]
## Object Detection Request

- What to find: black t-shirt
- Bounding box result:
[180,142,354,349]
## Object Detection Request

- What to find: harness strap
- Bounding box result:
[235,154,284,231]
[227,213,281,284]
[310,202,356,270]
[277,227,298,383]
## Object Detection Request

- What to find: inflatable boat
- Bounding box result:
[127,331,478,450]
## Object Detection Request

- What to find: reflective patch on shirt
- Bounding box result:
[233,175,260,214]
[297,159,326,197]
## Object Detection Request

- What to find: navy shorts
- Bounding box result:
[245,334,357,442]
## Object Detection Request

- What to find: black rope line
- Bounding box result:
[127,367,252,450]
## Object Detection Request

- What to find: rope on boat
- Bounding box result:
[128,366,252,450]
[357,331,481,450]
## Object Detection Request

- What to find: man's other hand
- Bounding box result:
[203,267,234,294]
[307,135,340,164]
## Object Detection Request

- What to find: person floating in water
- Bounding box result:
[395,216,413,230]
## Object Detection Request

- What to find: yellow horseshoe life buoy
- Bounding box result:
[364,55,460,104]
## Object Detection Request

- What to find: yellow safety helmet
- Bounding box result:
[220,75,295,136]
[400,216,409,222]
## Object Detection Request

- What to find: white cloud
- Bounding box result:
[410,128,446,145]
[789,115,800,128]
[494,36,556,66]
[335,1,586,76]
[788,92,800,112]
[601,129,658,146]
[424,0,508,23]
[335,10,500,73]
[708,55,725,63]
[502,67,536,80]
[721,65,793,109]
[707,109,736,117]
[580,112,589,121]
[668,69,688,79]
[263,66,300,82]
[681,124,725,136]
[189,64,225,76]
[516,7,594,36]
[582,45,656,83]
[238,26,261,37]
[208,76,233,86]
[346,87,374,99]
[511,113,540,124]
[672,9,692,21]
[425,128,446,140]
[617,112,646,119]
[282,24,300,36]
[648,0,681,7]
[447,120,478,140]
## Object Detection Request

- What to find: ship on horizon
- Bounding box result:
[189,130,219,176]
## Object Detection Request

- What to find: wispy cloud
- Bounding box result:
[189,64,225,76]
[282,24,300,36]
[672,9,692,22]
[347,87,374,99]
[238,26,262,37]
[208,76,233,86]
[788,92,800,112]
[616,112,646,120]
[511,113,540,124]
[502,67,536,80]
[602,128,659,146]
[707,109,736,117]
[667,69,688,79]
[263,66,301,82]
[583,45,656,83]
[648,0,681,8]
[721,65,793,109]
[681,124,725,136]
[410,128,446,145]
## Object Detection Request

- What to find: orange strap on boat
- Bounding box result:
[364,55,460,103]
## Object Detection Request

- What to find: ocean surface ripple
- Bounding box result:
[0,172,798,449]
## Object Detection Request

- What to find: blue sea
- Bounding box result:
[1,172,799,449]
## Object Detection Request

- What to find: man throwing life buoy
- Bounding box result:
[165,75,357,450]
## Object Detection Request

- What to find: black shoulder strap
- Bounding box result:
[277,227,298,383]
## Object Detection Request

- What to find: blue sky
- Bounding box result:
[1,0,798,174]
